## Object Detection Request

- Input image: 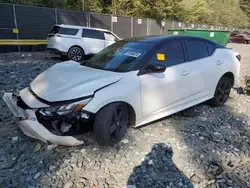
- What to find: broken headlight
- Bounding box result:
[39,98,92,116]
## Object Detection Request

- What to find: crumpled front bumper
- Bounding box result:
[3,92,84,146]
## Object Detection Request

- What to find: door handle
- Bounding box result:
[181,70,191,76]
[216,60,224,65]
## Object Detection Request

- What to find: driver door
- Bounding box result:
[139,40,193,117]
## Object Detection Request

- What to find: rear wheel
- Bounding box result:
[68,46,84,62]
[94,103,129,146]
[209,76,232,107]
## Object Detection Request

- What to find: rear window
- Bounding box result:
[185,40,209,61]
[49,26,79,36]
[206,42,215,55]
[82,29,104,39]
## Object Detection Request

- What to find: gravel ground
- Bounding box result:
[0,44,250,188]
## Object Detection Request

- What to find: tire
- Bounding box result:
[94,103,129,146]
[208,76,232,107]
[60,55,68,60]
[68,46,84,62]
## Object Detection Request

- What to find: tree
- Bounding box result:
[207,0,249,28]
[176,0,211,23]
[135,0,181,21]
[1,0,250,28]
[239,0,250,19]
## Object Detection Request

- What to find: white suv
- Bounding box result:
[47,24,121,61]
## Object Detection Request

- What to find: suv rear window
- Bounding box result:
[49,26,79,36]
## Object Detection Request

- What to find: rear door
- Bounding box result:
[139,40,193,117]
[184,39,221,100]
[47,26,79,50]
[104,32,119,47]
[81,29,105,54]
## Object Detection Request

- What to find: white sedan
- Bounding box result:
[3,36,241,146]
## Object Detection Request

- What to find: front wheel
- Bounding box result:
[94,103,129,146]
[68,46,84,62]
[208,77,232,107]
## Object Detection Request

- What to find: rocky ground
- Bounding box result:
[0,44,250,188]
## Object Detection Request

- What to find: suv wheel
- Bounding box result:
[68,46,84,62]
[94,103,129,146]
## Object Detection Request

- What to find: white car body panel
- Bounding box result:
[47,32,82,53]
[81,37,105,54]
[85,49,240,127]
[30,61,123,102]
[19,87,49,108]
[84,71,143,123]
[139,62,193,117]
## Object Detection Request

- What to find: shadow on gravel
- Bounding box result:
[127,143,194,188]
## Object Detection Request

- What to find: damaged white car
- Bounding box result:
[3,36,240,146]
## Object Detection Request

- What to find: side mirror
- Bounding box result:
[146,64,166,73]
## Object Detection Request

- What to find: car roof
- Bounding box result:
[123,35,218,44]
[54,24,111,32]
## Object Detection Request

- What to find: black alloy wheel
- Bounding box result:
[109,104,128,142]
[94,103,129,146]
[68,46,84,62]
[209,76,232,107]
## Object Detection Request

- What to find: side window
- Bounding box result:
[82,29,104,39]
[58,28,79,35]
[148,40,185,67]
[104,32,117,41]
[185,40,209,61]
[206,42,215,55]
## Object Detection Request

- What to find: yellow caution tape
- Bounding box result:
[0,39,47,45]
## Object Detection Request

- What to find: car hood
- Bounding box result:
[30,61,123,102]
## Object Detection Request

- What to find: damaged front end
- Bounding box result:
[3,88,94,146]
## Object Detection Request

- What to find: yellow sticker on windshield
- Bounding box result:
[157,53,165,61]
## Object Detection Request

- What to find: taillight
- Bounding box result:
[236,54,241,62]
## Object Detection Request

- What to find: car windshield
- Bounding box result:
[81,40,154,72]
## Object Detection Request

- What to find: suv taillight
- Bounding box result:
[236,54,241,62]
